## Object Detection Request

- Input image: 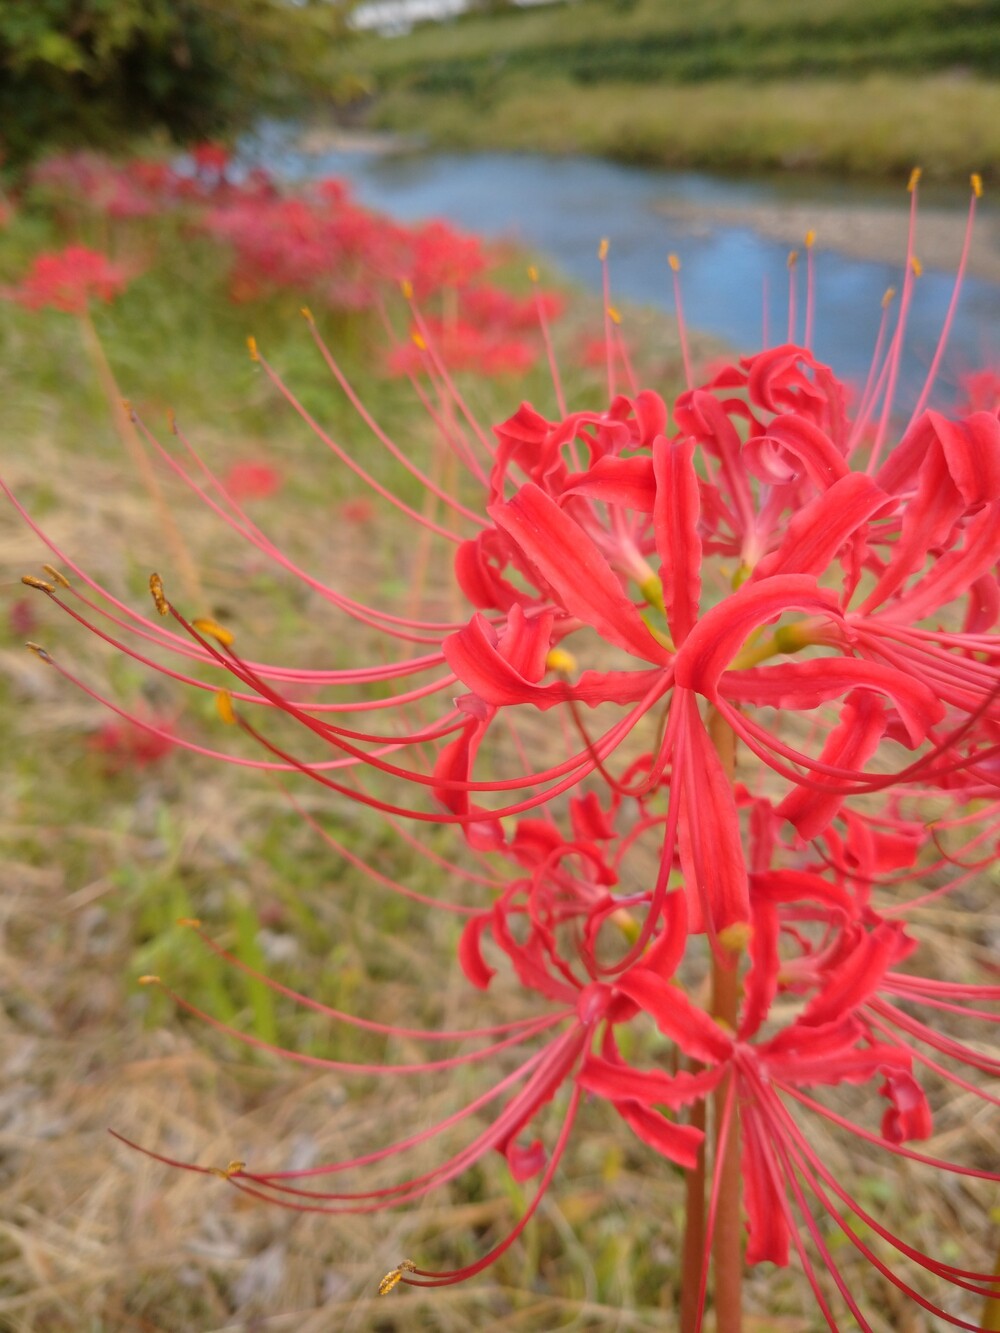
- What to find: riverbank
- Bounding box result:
[354,73,1000,183]
[338,0,1000,182]
[653,194,1000,283]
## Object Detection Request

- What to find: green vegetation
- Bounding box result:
[341,0,1000,179]
[0,0,349,165]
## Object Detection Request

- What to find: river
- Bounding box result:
[242,124,999,403]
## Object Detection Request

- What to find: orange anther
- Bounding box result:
[21,575,54,593]
[149,573,170,616]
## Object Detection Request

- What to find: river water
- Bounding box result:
[243,125,998,404]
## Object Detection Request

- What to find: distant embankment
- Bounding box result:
[336,0,1000,180]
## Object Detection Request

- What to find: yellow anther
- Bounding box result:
[668,253,681,272]
[192,617,235,649]
[910,256,923,278]
[882,286,896,308]
[121,398,133,420]
[137,975,161,986]
[26,642,53,664]
[21,574,54,593]
[606,305,622,325]
[773,621,812,655]
[400,278,413,300]
[378,1260,416,1296]
[166,408,178,435]
[598,238,609,260]
[718,921,753,954]
[208,1159,246,1180]
[247,336,259,362]
[907,166,922,193]
[42,565,70,588]
[639,572,665,613]
[300,305,314,323]
[972,173,983,198]
[804,229,816,249]
[546,647,578,675]
[731,563,752,591]
[149,573,170,617]
[612,908,640,944]
[215,690,237,725]
[787,249,799,269]
[177,917,202,929]
[411,331,427,351]
[527,264,539,283]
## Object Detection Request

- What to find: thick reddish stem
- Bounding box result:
[711,957,743,1333]
[679,1089,707,1333]
[708,705,743,1333]
[983,1238,1000,1331]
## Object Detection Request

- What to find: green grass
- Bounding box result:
[339,0,1000,179]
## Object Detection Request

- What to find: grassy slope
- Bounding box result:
[0,198,734,1330]
[340,0,1000,179]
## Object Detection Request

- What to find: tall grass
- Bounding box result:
[343,0,1000,179]
[363,72,1000,179]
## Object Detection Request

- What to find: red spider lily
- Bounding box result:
[6,173,1000,1327]
[7,596,36,637]
[190,142,231,178]
[26,148,246,220]
[387,282,563,378]
[88,713,178,772]
[403,219,490,297]
[29,151,166,219]
[388,316,539,377]
[956,368,1000,415]
[221,459,283,501]
[6,245,131,314]
[201,185,493,314]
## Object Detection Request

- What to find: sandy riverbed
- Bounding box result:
[654,196,1000,283]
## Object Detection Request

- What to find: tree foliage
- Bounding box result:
[0,0,350,165]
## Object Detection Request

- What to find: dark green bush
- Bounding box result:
[0,0,348,166]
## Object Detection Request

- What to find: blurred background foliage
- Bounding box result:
[0,0,351,166]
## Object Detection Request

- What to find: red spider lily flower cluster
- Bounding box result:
[7,171,1000,1329]
[20,149,563,369]
[28,147,245,220]
[388,283,565,378]
[201,187,562,370]
[5,245,131,314]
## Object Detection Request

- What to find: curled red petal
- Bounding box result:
[489,483,669,663]
[673,575,842,698]
[614,966,734,1063]
[653,435,702,644]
